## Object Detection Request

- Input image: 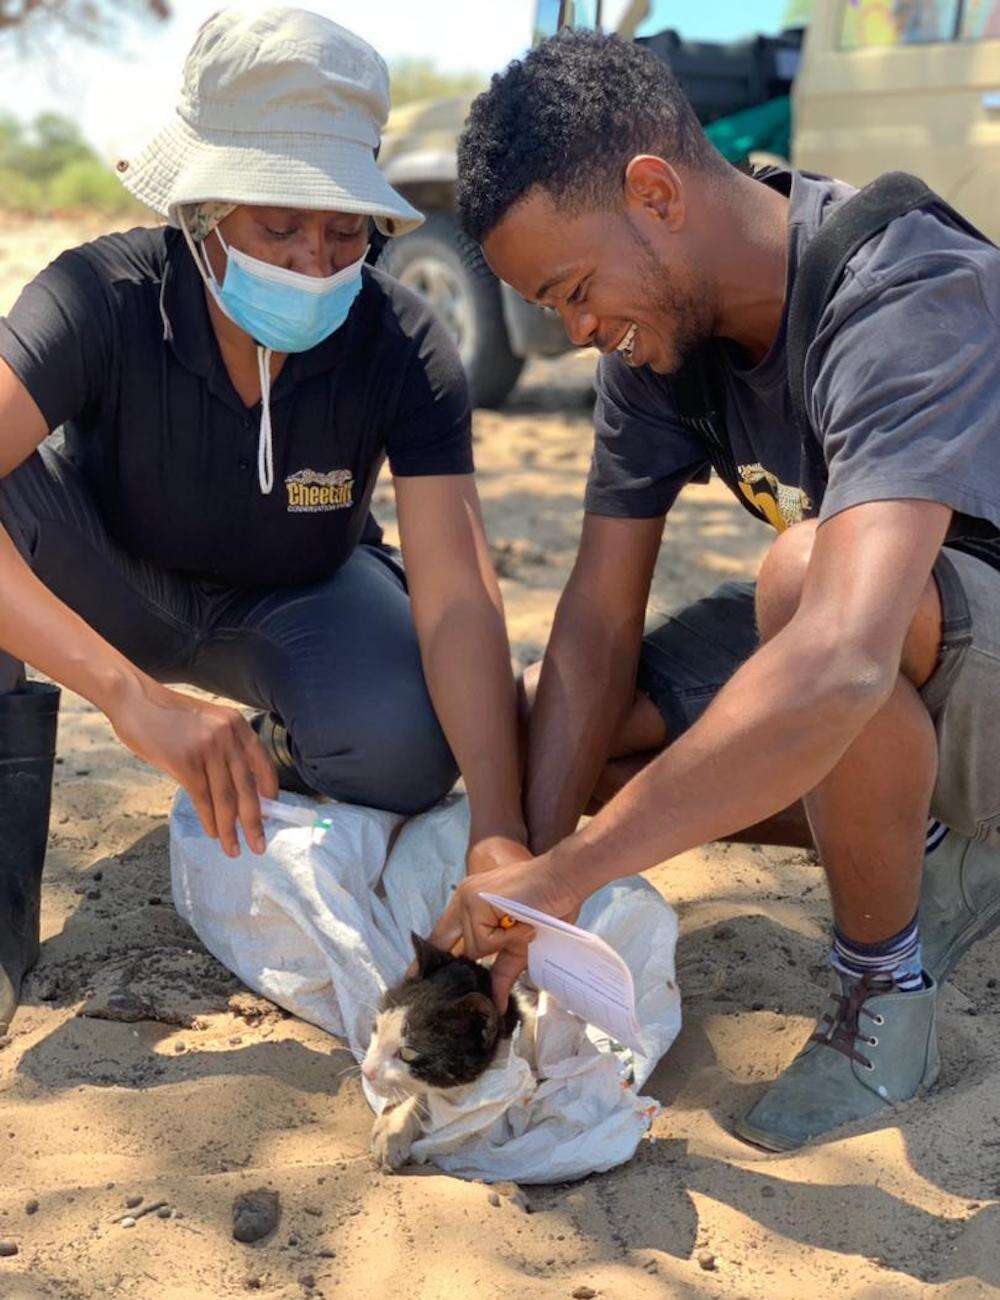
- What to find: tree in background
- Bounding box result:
[0,112,140,213]
[388,57,486,108]
[0,0,167,36]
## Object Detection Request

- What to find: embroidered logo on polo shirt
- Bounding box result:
[285,468,354,513]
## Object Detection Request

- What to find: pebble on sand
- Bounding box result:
[121,1218,136,1229]
[571,1288,597,1299]
[232,1189,281,1244]
[24,1200,38,1215]
[698,1251,718,1271]
[0,1242,18,1257]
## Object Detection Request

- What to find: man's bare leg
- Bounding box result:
[754,523,941,942]
[735,522,942,1150]
[520,662,814,849]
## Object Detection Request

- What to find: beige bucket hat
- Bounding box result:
[117,6,423,238]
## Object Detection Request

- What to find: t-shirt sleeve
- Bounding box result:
[585,351,712,519]
[384,306,474,477]
[0,248,113,432]
[809,246,1000,528]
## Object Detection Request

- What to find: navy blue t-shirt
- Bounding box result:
[0,226,473,588]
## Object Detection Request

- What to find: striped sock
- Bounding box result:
[830,912,925,992]
[926,817,949,854]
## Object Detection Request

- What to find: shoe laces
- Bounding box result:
[811,973,884,1071]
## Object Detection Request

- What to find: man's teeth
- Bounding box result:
[617,323,637,356]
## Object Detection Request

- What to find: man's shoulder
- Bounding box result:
[809,176,999,308]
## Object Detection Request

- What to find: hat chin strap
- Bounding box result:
[256,346,275,495]
[179,210,276,496]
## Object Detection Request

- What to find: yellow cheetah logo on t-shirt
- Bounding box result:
[737,463,811,532]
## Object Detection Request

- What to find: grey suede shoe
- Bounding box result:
[920,830,1000,983]
[734,973,939,1152]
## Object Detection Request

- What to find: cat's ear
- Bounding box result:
[410,931,452,978]
[446,992,500,1049]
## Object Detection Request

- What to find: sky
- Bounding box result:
[2,0,790,158]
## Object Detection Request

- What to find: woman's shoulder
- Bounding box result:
[55,223,173,289]
[361,262,446,345]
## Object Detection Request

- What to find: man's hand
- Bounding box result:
[466,834,532,877]
[108,677,279,857]
[430,851,584,1011]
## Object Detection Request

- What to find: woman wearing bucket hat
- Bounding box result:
[0,8,530,1028]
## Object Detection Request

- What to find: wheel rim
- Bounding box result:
[396,255,475,363]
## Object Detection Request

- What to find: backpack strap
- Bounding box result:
[671,171,994,523]
[670,344,771,524]
[786,170,993,445]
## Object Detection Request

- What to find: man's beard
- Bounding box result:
[629,217,715,374]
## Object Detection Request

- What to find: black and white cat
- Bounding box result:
[362,933,524,1171]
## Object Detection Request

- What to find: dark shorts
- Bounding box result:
[637,549,1000,844]
[0,442,458,815]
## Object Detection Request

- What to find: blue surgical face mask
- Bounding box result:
[178,213,371,497]
[202,229,367,353]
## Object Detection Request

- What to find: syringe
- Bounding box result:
[258,796,334,831]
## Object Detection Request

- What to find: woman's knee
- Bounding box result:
[295,693,458,816]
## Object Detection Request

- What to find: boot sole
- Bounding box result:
[927,902,1000,984]
[731,1115,803,1153]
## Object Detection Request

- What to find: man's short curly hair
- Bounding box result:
[457,30,723,245]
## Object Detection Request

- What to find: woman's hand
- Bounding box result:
[430,851,584,1011]
[107,676,278,857]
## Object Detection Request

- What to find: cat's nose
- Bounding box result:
[361,1062,377,1082]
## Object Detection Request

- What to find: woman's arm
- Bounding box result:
[0,360,277,855]
[394,473,527,867]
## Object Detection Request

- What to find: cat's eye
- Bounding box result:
[398,1046,418,1063]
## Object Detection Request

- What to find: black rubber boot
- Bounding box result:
[0,681,60,1032]
[249,710,316,796]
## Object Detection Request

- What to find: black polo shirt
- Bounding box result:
[0,226,473,588]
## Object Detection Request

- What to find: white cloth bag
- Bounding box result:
[169,790,681,1184]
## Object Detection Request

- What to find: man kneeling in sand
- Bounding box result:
[430,32,1000,1151]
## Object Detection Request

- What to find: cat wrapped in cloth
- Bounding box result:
[170,790,682,1183]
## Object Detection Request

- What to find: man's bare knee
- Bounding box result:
[754,521,943,686]
[754,521,818,642]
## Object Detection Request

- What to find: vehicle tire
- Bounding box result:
[379,212,524,409]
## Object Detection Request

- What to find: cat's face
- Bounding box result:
[361,934,519,1098]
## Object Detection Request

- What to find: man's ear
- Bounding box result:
[623,154,685,230]
[445,992,500,1049]
[410,931,452,978]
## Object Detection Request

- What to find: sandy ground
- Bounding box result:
[0,214,998,1300]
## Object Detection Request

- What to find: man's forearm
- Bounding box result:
[525,591,643,853]
[553,617,888,897]
[419,592,525,843]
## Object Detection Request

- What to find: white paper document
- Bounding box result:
[479,892,645,1052]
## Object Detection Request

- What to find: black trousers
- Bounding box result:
[0,443,458,815]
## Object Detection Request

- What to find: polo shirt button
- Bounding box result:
[239,458,250,470]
